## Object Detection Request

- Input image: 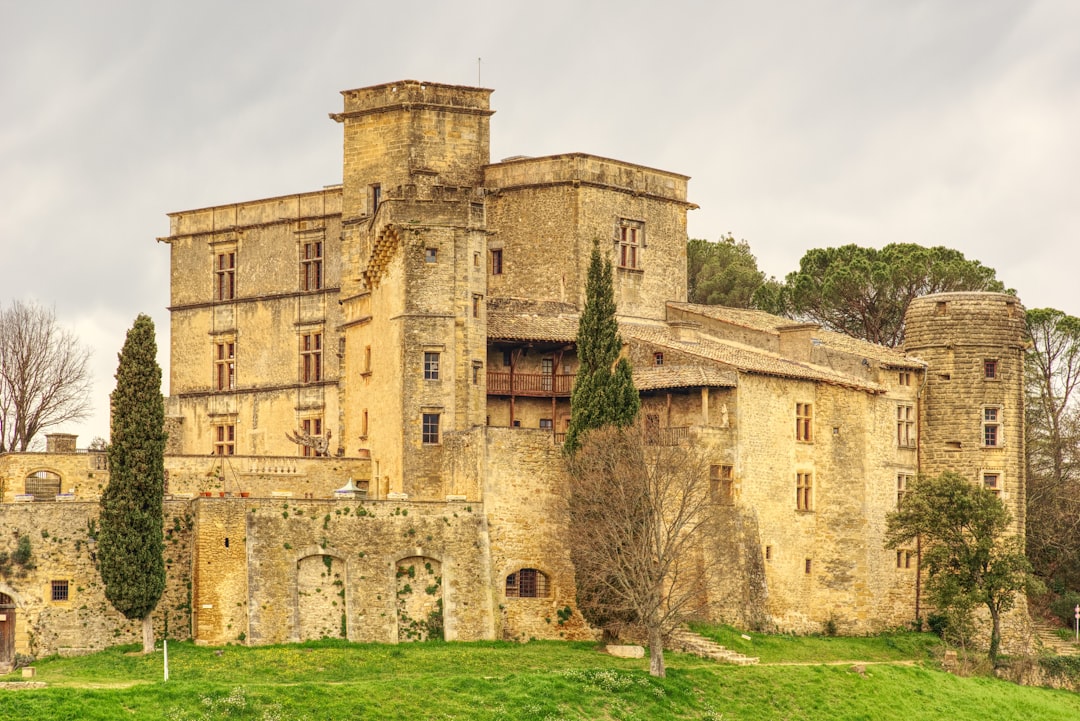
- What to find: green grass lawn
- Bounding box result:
[0,634,1077,720]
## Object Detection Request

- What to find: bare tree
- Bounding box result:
[566,426,712,677]
[0,300,93,452]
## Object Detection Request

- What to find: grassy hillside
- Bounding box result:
[0,631,1077,720]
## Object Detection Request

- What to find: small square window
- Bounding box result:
[983,472,1002,497]
[898,371,911,386]
[51,579,69,602]
[539,418,553,430]
[425,248,438,264]
[654,352,664,366]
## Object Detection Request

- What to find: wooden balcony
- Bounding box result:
[644,426,691,446]
[487,372,575,397]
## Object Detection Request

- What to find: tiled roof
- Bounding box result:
[487,298,579,342]
[633,366,737,391]
[623,324,885,393]
[666,302,924,370]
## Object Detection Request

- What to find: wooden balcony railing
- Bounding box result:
[644,426,691,446]
[487,372,575,397]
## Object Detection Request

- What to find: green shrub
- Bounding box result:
[1050,591,1080,627]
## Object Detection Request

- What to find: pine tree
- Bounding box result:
[99,314,167,653]
[564,242,639,453]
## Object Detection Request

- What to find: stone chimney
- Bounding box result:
[45,433,78,453]
[777,323,820,363]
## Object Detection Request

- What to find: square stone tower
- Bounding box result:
[330,81,494,496]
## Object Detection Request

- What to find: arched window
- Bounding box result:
[24,471,61,501]
[505,568,550,598]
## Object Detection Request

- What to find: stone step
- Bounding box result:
[1031,620,1079,656]
[667,627,759,665]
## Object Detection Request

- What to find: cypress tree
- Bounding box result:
[564,242,640,453]
[100,314,166,653]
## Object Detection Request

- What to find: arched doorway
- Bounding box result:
[396,556,443,641]
[24,471,61,501]
[296,554,346,641]
[0,593,15,666]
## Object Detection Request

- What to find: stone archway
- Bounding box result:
[296,554,346,641]
[395,556,443,642]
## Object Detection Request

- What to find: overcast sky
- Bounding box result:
[2,1,1078,445]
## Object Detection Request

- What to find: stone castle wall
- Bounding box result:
[0,501,192,658]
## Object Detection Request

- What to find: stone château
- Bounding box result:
[0,80,1027,663]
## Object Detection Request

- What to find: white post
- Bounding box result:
[164,639,169,682]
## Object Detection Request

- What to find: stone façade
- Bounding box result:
[0,80,1029,660]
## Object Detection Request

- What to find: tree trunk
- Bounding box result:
[648,625,666,678]
[988,606,1001,665]
[142,615,154,654]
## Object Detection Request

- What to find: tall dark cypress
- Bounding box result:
[564,242,639,453]
[99,314,166,652]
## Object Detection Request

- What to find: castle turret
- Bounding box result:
[903,292,1026,530]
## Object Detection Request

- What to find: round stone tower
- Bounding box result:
[903,292,1027,530]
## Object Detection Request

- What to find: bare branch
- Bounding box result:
[0,300,93,451]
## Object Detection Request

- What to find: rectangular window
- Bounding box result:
[491,248,503,275]
[214,424,235,455]
[805,558,813,574]
[984,359,998,379]
[361,410,369,438]
[796,472,813,511]
[215,251,236,301]
[51,579,69,602]
[473,294,482,318]
[983,472,1002,497]
[371,183,381,212]
[983,406,1002,447]
[422,413,440,445]
[796,403,813,442]
[654,352,664,366]
[300,241,323,291]
[539,418,553,430]
[503,350,512,367]
[364,345,372,373]
[425,247,438,264]
[711,464,735,505]
[898,371,911,386]
[301,333,322,383]
[424,352,440,380]
[472,360,482,385]
[215,342,235,391]
[765,545,772,561]
[897,473,913,508]
[617,220,643,269]
[896,550,913,569]
[300,417,322,457]
[897,404,915,447]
